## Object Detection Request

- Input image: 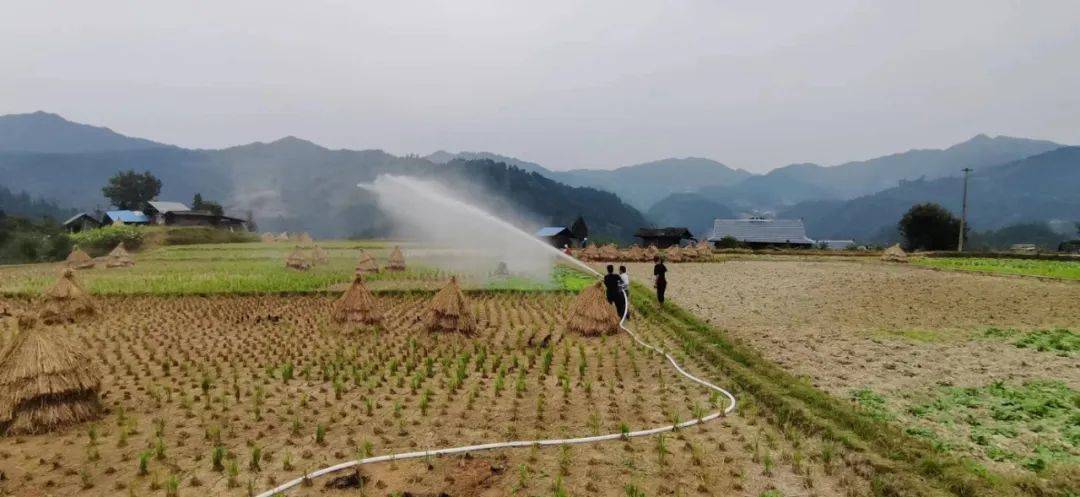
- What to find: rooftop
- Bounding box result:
[147,201,190,214]
[104,210,151,224]
[708,218,813,244]
[535,227,572,237]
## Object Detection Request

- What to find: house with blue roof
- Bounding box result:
[102,210,151,226]
[535,226,577,248]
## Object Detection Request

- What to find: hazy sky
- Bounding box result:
[3,0,1079,172]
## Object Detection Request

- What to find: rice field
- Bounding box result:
[0,244,1072,497]
[911,256,1080,280]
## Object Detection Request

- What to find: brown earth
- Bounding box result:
[0,293,859,497]
[624,259,1080,394]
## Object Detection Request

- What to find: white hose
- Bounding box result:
[256,287,736,496]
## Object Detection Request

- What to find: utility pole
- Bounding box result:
[957,167,972,252]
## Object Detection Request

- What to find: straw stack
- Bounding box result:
[626,245,646,262]
[276,232,290,242]
[331,275,382,327]
[260,233,276,243]
[881,244,909,263]
[355,250,379,275]
[312,244,329,265]
[104,243,134,268]
[599,244,620,261]
[65,246,94,270]
[564,282,619,336]
[39,269,95,325]
[664,245,684,262]
[424,277,475,334]
[644,245,660,261]
[285,247,312,271]
[0,314,102,435]
[298,232,314,245]
[695,239,713,258]
[386,246,406,272]
[581,244,600,261]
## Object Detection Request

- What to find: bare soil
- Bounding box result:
[625,259,1080,393]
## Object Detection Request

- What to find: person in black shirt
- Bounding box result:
[653,256,668,304]
[603,264,626,319]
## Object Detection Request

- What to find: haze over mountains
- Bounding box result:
[1,111,1076,242]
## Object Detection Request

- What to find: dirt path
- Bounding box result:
[623,259,1080,395]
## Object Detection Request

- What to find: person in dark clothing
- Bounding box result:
[603,264,626,319]
[653,256,668,304]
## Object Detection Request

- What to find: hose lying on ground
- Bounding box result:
[256,289,736,497]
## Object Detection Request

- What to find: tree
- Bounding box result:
[102,170,161,211]
[898,203,963,251]
[192,193,224,216]
[570,216,589,240]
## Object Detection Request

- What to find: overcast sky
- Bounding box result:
[2,1,1078,172]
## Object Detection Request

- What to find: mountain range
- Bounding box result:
[0,111,1075,242]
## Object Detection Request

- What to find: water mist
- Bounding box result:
[358,175,598,281]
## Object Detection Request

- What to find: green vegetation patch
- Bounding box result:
[69,224,145,254]
[983,328,1079,356]
[912,257,1080,281]
[904,380,1079,473]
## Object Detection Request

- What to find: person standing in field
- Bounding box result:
[618,265,631,318]
[653,256,668,304]
[603,264,626,319]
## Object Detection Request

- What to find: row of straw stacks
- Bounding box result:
[332,272,619,339]
[575,240,713,262]
[65,243,135,270]
[0,270,102,435]
[260,232,316,244]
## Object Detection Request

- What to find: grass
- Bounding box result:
[903,380,1079,472]
[0,241,595,295]
[912,257,1080,281]
[983,328,1079,356]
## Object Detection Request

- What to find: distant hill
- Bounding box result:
[781,146,1080,242]
[0,111,168,153]
[425,151,551,176]
[553,158,753,210]
[0,129,647,240]
[752,135,1063,203]
[646,193,733,239]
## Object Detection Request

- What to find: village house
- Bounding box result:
[145,201,193,224]
[708,218,815,249]
[61,212,102,233]
[535,227,577,248]
[101,210,151,226]
[634,227,694,248]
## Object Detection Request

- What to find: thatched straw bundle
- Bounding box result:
[65,246,94,270]
[424,277,475,334]
[39,270,95,325]
[580,244,600,261]
[104,243,134,268]
[276,232,290,242]
[664,245,684,262]
[260,233,276,243]
[645,245,660,260]
[285,247,312,271]
[599,244,620,261]
[355,250,379,275]
[565,282,619,336]
[0,314,102,435]
[625,245,646,262]
[331,275,382,327]
[881,244,908,263]
[298,232,314,245]
[312,244,329,265]
[387,246,406,271]
[695,239,712,258]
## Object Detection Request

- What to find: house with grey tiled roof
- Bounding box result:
[707,218,815,248]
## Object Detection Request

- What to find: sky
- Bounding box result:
[2,0,1079,172]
